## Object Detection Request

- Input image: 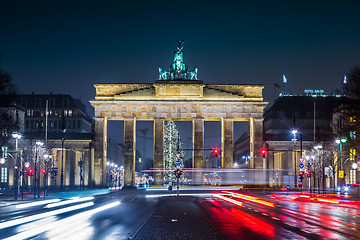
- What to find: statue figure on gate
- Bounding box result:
[158,41,199,81]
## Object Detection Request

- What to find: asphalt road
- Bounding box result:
[0,188,359,239]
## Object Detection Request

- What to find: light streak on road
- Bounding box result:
[0,202,94,230]
[213,194,243,207]
[15,199,61,209]
[145,186,240,191]
[3,201,120,240]
[145,193,214,198]
[223,191,275,207]
[45,196,94,208]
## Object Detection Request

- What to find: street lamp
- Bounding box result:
[34,140,43,198]
[335,137,347,171]
[12,132,21,200]
[291,129,298,142]
[291,129,298,187]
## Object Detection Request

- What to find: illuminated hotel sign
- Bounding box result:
[304,89,324,96]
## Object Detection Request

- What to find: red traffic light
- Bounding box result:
[260,148,267,156]
[42,169,47,174]
[28,168,33,174]
[299,171,304,175]
[213,148,219,157]
[174,169,183,178]
[306,171,311,176]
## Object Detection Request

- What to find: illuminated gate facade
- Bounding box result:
[90,42,268,187]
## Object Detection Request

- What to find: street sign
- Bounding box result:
[299,163,304,169]
[175,160,181,166]
[286,185,290,189]
[175,153,181,160]
[339,170,344,179]
[299,158,304,163]
[357,157,360,162]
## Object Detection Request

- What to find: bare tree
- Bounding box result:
[0,56,18,149]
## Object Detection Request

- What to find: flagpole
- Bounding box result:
[273,83,275,104]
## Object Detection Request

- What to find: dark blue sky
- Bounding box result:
[1,1,360,107]
[1,1,360,154]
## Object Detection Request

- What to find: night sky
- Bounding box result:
[1,1,360,157]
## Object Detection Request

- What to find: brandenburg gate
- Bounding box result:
[90,41,268,187]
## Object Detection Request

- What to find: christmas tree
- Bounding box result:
[164,121,185,183]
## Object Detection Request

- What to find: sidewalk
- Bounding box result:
[132,196,222,240]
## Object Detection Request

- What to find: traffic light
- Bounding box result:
[260,148,267,157]
[306,170,311,177]
[299,171,304,181]
[174,169,183,178]
[42,169,47,174]
[28,168,33,176]
[213,148,219,158]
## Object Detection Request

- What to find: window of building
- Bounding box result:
[77,120,81,129]
[21,98,27,108]
[49,110,53,117]
[35,98,41,108]
[35,110,40,117]
[49,98,55,108]
[350,131,356,140]
[69,110,72,117]
[64,110,68,117]
[350,116,356,123]
[350,170,356,184]
[50,121,53,129]
[1,146,7,159]
[1,168,7,183]
[350,149,356,161]
[293,111,300,119]
[73,110,77,116]
[27,110,31,117]
[40,111,44,117]
[25,120,29,129]
[63,98,69,108]
[68,120,71,129]
[30,120,34,129]
[54,120,57,129]
[73,120,76,129]
[277,111,285,118]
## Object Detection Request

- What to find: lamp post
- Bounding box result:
[291,129,298,188]
[12,132,21,200]
[336,137,347,186]
[36,140,43,198]
[314,144,323,193]
[60,124,66,189]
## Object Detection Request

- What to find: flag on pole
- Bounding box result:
[343,75,347,84]
[274,83,280,88]
[282,74,287,83]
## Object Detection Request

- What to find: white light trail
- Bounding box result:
[145,193,214,198]
[45,197,94,208]
[0,202,94,230]
[15,199,61,209]
[4,201,120,240]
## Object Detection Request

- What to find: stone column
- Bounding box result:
[221,118,234,168]
[250,118,263,169]
[124,117,136,187]
[192,118,204,169]
[94,117,107,187]
[154,119,164,185]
